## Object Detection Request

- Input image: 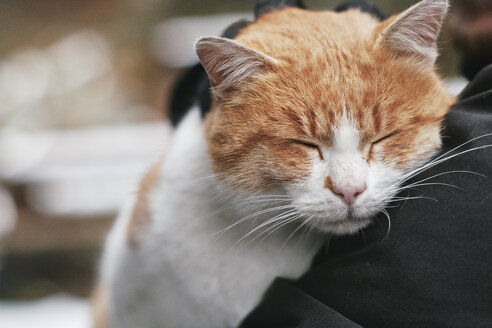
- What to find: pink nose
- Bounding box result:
[331,184,367,205]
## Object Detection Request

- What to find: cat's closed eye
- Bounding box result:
[372,131,397,145]
[367,132,397,161]
[291,139,324,160]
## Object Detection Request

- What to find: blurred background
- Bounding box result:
[0,0,478,326]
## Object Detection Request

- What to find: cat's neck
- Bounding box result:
[140,108,325,327]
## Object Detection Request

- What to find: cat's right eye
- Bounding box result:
[291,139,324,160]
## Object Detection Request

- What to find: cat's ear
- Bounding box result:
[378,0,448,66]
[195,36,277,97]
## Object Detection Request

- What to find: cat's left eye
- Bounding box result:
[373,132,396,145]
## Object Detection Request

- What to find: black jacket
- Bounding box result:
[239,66,492,328]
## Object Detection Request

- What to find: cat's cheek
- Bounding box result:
[273,161,311,184]
[404,126,443,168]
[363,163,403,208]
[209,146,313,193]
[375,127,442,170]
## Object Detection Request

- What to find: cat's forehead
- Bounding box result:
[235,7,379,57]
[219,7,451,140]
[234,7,383,89]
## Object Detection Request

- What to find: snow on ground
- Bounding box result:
[0,294,90,328]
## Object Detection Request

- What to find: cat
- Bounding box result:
[96,0,454,327]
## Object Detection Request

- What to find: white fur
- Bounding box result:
[330,112,368,190]
[101,105,437,326]
[287,112,402,235]
[101,108,325,328]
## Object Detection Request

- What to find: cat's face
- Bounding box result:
[197,0,454,234]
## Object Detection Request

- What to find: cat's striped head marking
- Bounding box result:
[196,0,454,234]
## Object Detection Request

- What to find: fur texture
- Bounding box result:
[98,1,454,327]
[198,1,453,233]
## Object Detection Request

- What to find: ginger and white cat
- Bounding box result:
[97,0,454,327]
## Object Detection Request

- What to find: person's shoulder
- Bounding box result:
[457,64,492,105]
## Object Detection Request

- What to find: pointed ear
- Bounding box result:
[195,36,277,97]
[378,0,448,65]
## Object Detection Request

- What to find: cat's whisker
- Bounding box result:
[387,195,438,203]
[253,214,303,246]
[205,200,290,225]
[401,153,483,184]
[231,210,300,248]
[215,206,297,238]
[217,196,292,208]
[401,169,485,187]
[244,215,300,247]
[211,204,296,237]
[394,190,411,208]
[390,169,486,206]
[400,136,492,183]
[208,190,292,202]
[379,208,391,240]
[429,133,492,164]
[204,197,293,222]
[383,204,403,208]
[281,213,318,248]
[305,214,322,239]
[239,193,293,199]
[257,214,300,240]
[400,182,463,191]
[360,227,367,246]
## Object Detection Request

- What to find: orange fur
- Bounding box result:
[203,8,454,193]
[127,155,164,246]
[90,284,110,328]
[92,157,164,326]
[324,176,333,190]
[91,154,163,328]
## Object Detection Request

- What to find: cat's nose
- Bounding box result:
[331,184,367,206]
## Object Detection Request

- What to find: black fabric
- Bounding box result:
[242,278,364,328]
[168,63,207,126]
[254,0,306,18]
[459,65,492,101]
[239,66,492,328]
[461,55,492,82]
[334,1,386,21]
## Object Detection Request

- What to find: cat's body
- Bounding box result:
[102,108,325,327]
[98,1,454,327]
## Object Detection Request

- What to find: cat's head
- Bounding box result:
[196,0,454,234]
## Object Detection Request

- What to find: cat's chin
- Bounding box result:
[296,204,376,235]
[312,215,372,235]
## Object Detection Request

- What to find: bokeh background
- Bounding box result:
[0,0,467,327]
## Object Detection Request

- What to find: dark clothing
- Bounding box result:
[239,66,492,328]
